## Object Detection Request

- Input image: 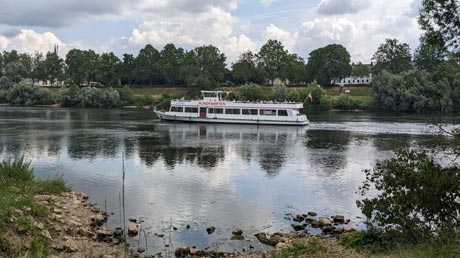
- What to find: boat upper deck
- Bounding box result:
[170,99,304,109]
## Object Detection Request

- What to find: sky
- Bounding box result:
[0,0,423,64]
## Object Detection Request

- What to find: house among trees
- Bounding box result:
[331,62,373,85]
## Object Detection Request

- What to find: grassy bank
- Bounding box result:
[0,157,68,257]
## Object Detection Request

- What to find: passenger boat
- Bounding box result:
[154,91,309,126]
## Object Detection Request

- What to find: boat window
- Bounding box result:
[185,107,198,113]
[260,109,276,116]
[214,108,223,114]
[278,110,288,116]
[170,106,183,112]
[242,109,258,115]
[225,108,241,115]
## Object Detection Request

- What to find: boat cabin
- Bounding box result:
[201,91,226,101]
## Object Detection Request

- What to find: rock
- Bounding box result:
[275,242,288,250]
[90,213,106,226]
[311,220,320,228]
[305,218,315,224]
[206,226,215,234]
[322,226,334,233]
[41,230,52,240]
[269,233,284,246]
[190,247,200,255]
[24,207,32,212]
[113,228,123,237]
[34,195,53,202]
[255,233,269,244]
[232,228,243,235]
[343,225,356,233]
[128,218,137,223]
[79,227,93,237]
[51,224,63,233]
[333,215,345,223]
[17,225,28,234]
[74,191,88,200]
[291,224,305,231]
[319,217,332,227]
[307,211,317,216]
[53,208,63,214]
[175,246,190,256]
[96,228,113,240]
[137,247,146,253]
[172,226,178,231]
[128,223,138,236]
[293,214,305,222]
[13,208,23,216]
[66,226,78,237]
[186,224,191,229]
[333,228,343,234]
[54,239,79,252]
[34,222,45,231]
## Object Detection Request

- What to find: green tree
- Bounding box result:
[4,61,27,84]
[65,49,99,85]
[2,50,20,66]
[31,52,46,84]
[257,39,289,84]
[285,54,306,85]
[44,52,65,86]
[231,51,265,84]
[120,54,135,86]
[239,83,264,101]
[419,0,460,51]
[134,44,161,85]
[373,39,413,74]
[7,81,52,106]
[0,52,3,77]
[305,80,332,111]
[351,63,370,77]
[306,44,352,86]
[414,33,448,70]
[96,52,120,85]
[160,43,185,85]
[194,45,226,83]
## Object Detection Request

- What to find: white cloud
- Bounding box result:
[317,0,370,15]
[263,24,296,52]
[260,0,278,7]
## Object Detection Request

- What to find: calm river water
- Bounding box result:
[0,107,452,254]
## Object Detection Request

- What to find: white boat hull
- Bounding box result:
[154,110,309,126]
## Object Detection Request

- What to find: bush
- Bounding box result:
[0,90,8,103]
[76,87,102,107]
[155,92,172,110]
[358,148,460,242]
[58,85,80,107]
[239,83,263,101]
[333,93,357,110]
[101,87,121,108]
[271,83,288,101]
[6,81,53,106]
[116,86,134,106]
[305,80,332,111]
[133,95,153,106]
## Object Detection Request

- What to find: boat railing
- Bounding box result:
[172,99,303,105]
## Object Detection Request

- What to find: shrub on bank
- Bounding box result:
[0,90,7,103]
[239,83,264,101]
[116,86,134,106]
[101,87,121,108]
[6,81,54,106]
[333,94,357,110]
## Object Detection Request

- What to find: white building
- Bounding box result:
[331,63,373,85]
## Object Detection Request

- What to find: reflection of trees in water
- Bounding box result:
[257,132,288,176]
[305,130,352,174]
[67,132,121,159]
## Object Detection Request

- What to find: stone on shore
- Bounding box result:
[307,211,317,216]
[232,228,243,235]
[319,217,332,227]
[333,215,345,223]
[175,246,190,256]
[206,226,216,234]
[293,214,305,222]
[310,220,321,228]
[322,226,334,233]
[128,223,138,236]
[291,224,305,231]
[343,225,356,233]
[255,232,269,244]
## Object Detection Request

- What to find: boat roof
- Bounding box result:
[201,90,227,93]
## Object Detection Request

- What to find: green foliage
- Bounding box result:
[306,44,352,86]
[373,39,413,74]
[6,81,53,106]
[370,69,459,113]
[358,148,460,242]
[257,39,289,84]
[333,93,357,110]
[155,92,172,110]
[0,90,8,103]
[352,63,370,77]
[101,87,121,108]
[305,81,332,111]
[271,83,288,101]
[132,95,153,106]
[239,83,264,101]
[76,87,102,107]
[414,33,448,71]
[231,51,265,84]
[116,86,134,105]
[58,85,80,107]
[273,238,326,258]
[419,0,460,51]
[0,76,13,89]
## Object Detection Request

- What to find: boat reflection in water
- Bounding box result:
[153,121,308,174]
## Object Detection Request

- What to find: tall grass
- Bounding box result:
[0,157,69,257]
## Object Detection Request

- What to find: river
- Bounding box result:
[0,107,453,253]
